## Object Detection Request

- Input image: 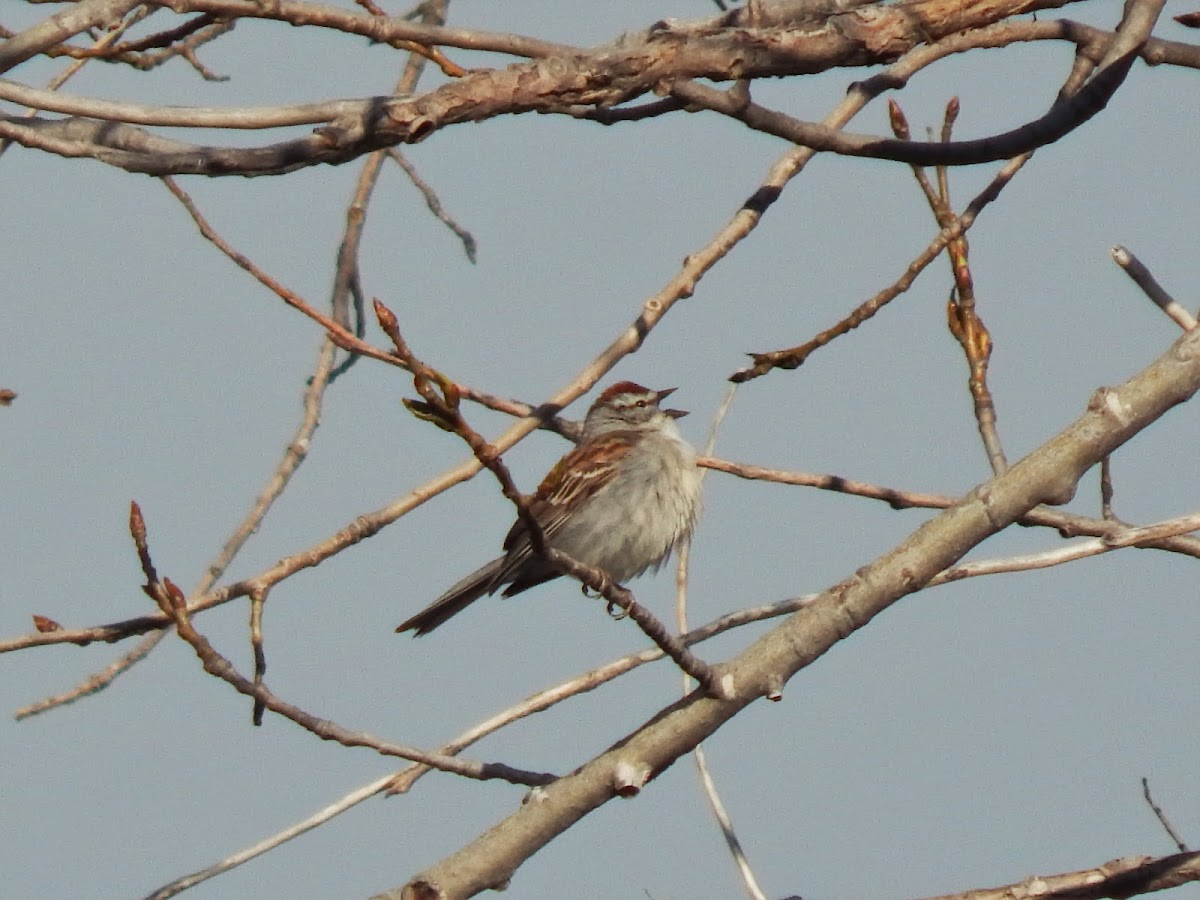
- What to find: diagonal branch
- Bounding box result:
[912,849,1200,900]
[731,151,1032,382]
[385,308,1200,898]
[130,502,555,787]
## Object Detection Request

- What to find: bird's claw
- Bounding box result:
[605,600,628,621]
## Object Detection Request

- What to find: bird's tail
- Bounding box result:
[396,558,505,636]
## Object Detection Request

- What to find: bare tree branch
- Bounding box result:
[1112,246,1197,332]
[4,0,1197,894]
[130,502,556,786]
[912,849,1200,900]
[385,314,1200,898]
[731,151,1032,382]
[11,0,1189,176]
[1142,777,1191,854]
[162,0,574,58]
[0,0,144,74]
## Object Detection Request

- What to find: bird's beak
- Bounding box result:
[656,387,688,418]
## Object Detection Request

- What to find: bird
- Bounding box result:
[396,381,703,635]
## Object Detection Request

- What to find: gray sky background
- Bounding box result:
[3,1,1198,898]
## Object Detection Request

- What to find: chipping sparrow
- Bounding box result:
[396,381,703,635]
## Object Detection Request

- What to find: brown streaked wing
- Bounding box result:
[499,433,630,554]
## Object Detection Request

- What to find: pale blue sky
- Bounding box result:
[2,1,1198,898]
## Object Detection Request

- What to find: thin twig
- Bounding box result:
[1142,777,1191,853]
[938,97,957,199]
[930,511,1200,586]
[912,848,1200,900]
[1112,246,1197,331]
[130,501,554,786]
[694,745,768,900]
[680,385,767,900]
[7,11,235,78]
[163,594,553,784]
[249,589,267,726]
[13,631,162,719]
[887,100,943,215]
[81,13,215,55]
[141,773,395,900]
[696,456,1200,560]
[371,299,548,553]
[892,97,1009,474]
[1100,455,1116,520]
[134,19,234,79]
[163,177,402,363]
[387,149,477,263]
[159,175,556,423]
[577,97,686,124]
[679,384,739,634]
[731,152,1032,382]
[938,101,1007,475]
[156,0,574,59]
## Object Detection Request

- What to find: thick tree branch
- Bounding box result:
[384,319,1200,895]
[4,0,1153,176]
[914,849,1200,900]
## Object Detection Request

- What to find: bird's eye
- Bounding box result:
[635,399,648,407]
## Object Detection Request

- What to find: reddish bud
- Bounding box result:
[129,501,146,544]
[32,614,61,633]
